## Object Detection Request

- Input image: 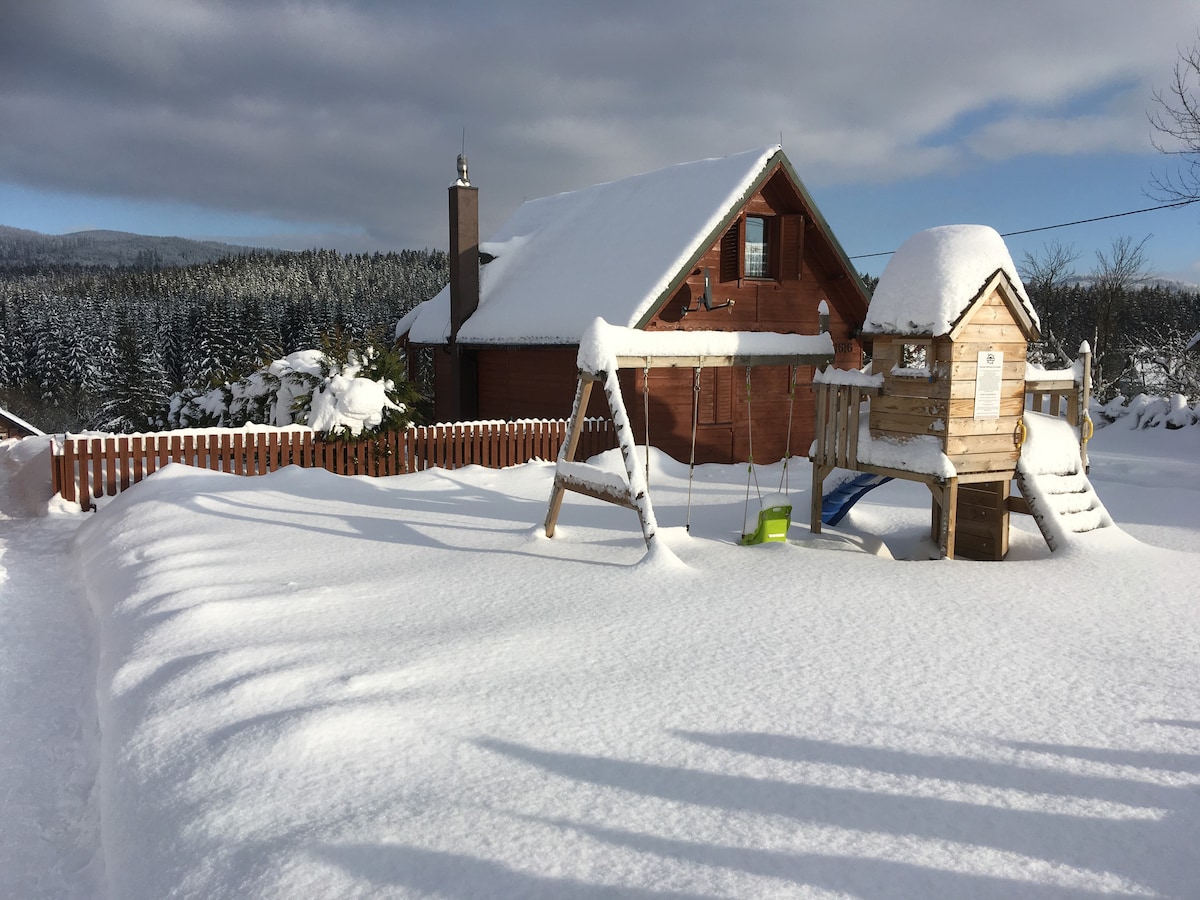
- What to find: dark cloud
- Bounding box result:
[1,0,1194,249]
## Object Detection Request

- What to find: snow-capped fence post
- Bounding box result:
[50,437,69,504]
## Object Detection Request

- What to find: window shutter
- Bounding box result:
[780,214,804,281]
[719,218,742,282]
[698,367,733,425]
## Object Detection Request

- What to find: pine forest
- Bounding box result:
[0,249,448,433]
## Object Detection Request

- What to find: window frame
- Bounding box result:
[893,339,934,378]
[743,215,771,279]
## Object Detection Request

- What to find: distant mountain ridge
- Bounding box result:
[0,225,269,269]
[1065,274,1200,292]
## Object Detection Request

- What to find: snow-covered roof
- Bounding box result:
[401,147,788,346]
[863,225,1039,337]
[0,406,44,437]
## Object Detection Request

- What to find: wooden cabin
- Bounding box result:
[397,146,870,465]
[860,225,1041,559]
[0,406,43,440]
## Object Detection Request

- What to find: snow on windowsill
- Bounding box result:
[889,365,934,380]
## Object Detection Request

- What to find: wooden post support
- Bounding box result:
[926,478,958,559]
[810,463,833,534]
[1078,342,1092,473]
[940,478,958,559]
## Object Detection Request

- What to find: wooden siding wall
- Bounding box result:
[621,363,814,464]
[476,347,616,421]
[870,288,1027,476]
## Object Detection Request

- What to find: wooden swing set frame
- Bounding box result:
[544,343,833,548]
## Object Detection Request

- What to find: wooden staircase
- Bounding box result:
[1014,412,1114,551]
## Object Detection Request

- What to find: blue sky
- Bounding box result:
[2,0,1197,283]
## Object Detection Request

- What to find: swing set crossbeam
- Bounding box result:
[606,351,833,371]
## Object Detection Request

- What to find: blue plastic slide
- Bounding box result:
[821,473,894,526]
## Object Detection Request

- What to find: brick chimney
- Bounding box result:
[449,153,479,339]
[447,153,479,420]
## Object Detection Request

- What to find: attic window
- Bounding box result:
[720,213,802,283]
[745,216,769,278]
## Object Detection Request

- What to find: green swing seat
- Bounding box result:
[740,494,793,545]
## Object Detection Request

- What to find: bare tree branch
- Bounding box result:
[1022,241,1081,367]
[1090,235,1153,396]
[1020,240,1079,293]
[1149,37,1200,202]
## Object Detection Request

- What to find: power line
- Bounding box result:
[848,197,1200,260]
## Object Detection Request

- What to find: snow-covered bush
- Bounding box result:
[303,344,419,439]
[1092,392,1199,430]
[169,345,421,438]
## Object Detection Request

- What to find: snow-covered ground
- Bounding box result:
[1,421,1198,898]
[0,440,99,899]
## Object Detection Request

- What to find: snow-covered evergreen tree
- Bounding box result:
[94,320,171,432]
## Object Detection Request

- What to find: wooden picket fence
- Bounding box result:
[50,418,617,511]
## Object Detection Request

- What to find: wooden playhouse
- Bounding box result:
[811,225,1042,560]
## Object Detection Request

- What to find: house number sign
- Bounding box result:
[974,350,1003,419]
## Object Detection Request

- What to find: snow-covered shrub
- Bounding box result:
[1095,393,1130,425]
[1091,392,1200,430]
[1150,394,1199,429]
[168,345,420,437]
[300,345,419,439]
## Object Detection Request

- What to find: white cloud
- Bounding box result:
[965,113,1151,161]
[0,0,1196,249]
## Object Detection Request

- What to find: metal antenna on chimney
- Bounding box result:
[456,128,470,185]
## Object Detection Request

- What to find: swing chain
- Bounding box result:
[778,364,799,495]
[643,360,651,489]
[742,366,762,534]
[685,363,701,533]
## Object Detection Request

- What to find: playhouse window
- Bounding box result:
[744,216,769,278]
[893,340,933,377]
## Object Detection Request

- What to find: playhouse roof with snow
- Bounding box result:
[863,224,1040,338]
[398,145,861,346]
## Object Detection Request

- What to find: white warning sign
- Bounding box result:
[974,350,1004,419]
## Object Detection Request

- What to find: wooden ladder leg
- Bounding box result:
[544,481,567,538]
[544,374,595,538]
